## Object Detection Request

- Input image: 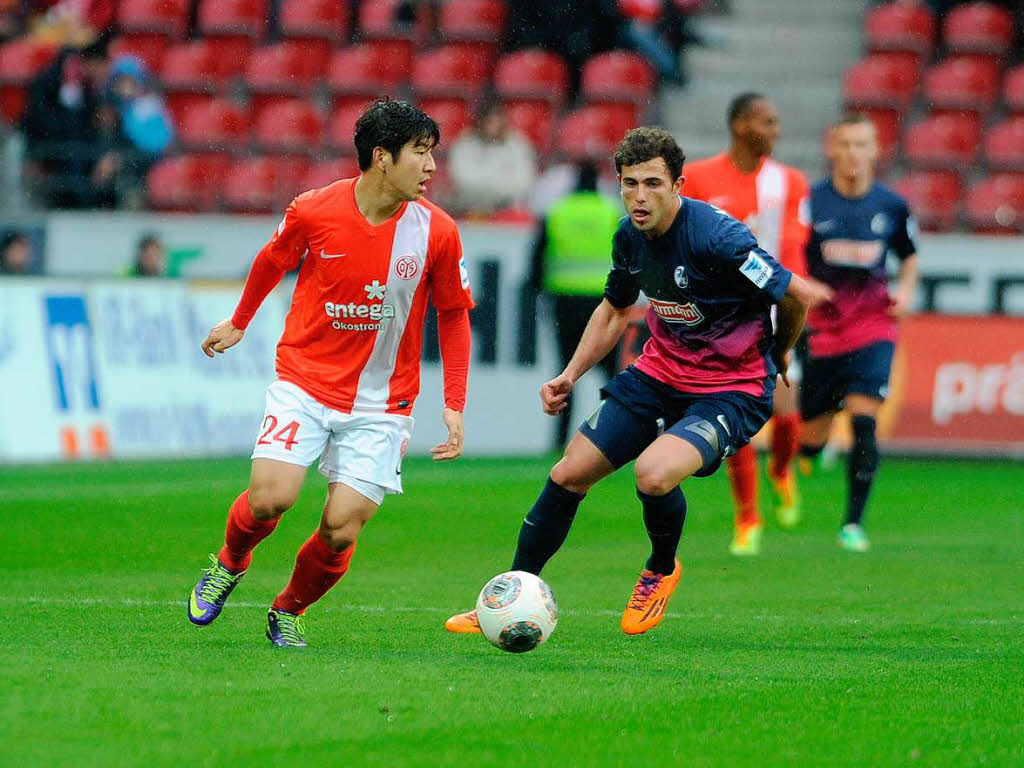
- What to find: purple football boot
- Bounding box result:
[266,608,307,648]
[187,555,245,626]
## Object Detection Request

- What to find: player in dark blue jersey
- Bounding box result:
[800,113,920,552]
[446,128,826,637]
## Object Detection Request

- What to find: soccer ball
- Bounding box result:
[475,571,558,653]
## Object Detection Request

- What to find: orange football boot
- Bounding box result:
[445,610,482,634]
[621,559,682,635]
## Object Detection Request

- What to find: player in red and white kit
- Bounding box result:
[684,92,810,555]
[186,100,474,647]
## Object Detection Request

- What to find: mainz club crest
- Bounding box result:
[395,255,419,279]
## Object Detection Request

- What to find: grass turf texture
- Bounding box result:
[1,456,1022,768]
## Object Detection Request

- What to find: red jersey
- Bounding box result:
[684,153,810,276]
[232,178,474,416]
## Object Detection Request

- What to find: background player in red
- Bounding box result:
[800,114,919,552]
[186,100,474,647]
[684,92,811,555]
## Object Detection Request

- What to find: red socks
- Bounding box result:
[272,534,356,615]
[727,445,760,527]
[218,491,279,572]
[770,413,801,480]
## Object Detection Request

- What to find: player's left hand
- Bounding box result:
[887,290,912,320]
[431,408,464,461]
[773,349,793,388]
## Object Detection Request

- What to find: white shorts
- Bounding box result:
[251,381,414,505]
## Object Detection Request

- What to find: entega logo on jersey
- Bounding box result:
[648,298,705,326]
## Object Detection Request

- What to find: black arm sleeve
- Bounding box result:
[891,199,918,260]
[602,225,641,309]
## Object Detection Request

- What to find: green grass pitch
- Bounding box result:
[1,455,1022,767]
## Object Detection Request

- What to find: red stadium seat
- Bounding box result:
[108,35,170,73]
[963,173,1024,233]
[922,56,1001,114]
[411,46,492,99]
[439,0,506,40]
[1003,64,1024,114]
[146,155,225,211]
[245,42,327,113]
[860,108,903,167]
[254,100,324,154]
[864,2,935,57]
[843,54,920,111]
[223,156,310,213]
[118,0,190,38]
[943,1,1014,56]
[505,100,556,153]
[301,157,361,191]
[177,98,250,150]
[417,97,473,146]
[555,105,638,161]
[902,113,981,170]
[0,39,57,124]
[197,0,267,61]
[327,99,375,153]
[326,44,410,104]
[161,41,245,121]
[494,49,570,107]
[359,0,423,40]
[983,117,1024,171]
[280,0,348,43]
[892,170,962,232]
[581,50,655,106]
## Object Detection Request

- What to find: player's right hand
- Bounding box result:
[804,277,835,307]
[201,319,245,357]
[540,374,574,415]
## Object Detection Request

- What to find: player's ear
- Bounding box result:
[675,174,685,193]
[372,145,391,172]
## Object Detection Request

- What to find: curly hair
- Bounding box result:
[613,127,685,181]
[354,99,441,171]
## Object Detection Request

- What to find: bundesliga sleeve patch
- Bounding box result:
[739,252,773,289]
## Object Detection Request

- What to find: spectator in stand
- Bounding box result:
[0,232,34,274]
[130,232,166,277]
[449,97,537,216]
[26,0,115,48]
[104,55,174,161]
[618,0,684,83]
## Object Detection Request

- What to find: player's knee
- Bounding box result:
[248,484,296,521]
[549,458,594,495]
[634,458,679,497]
[318,521,360,552]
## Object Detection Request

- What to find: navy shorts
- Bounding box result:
[800,341,895,420]
[579,367,773,478]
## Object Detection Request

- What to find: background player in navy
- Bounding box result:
[446,128,824,636]
[799,114,920,552]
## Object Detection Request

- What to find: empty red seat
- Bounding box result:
[177,98,250,149]
[359,0,421,39]
[326,44,410,103]
[223,156,310,213]
[411,46,491,99]
[245,42,326,112]
[505,100,556,153]
[439,0,507,41]
[280,0,348,41]
[108,35,170,72]
[162,40,245,91]
[860,108,903,167]
[903,113,981,170]
[147,155,225,211]
[1003,64,1024,114]
[843,54,920,111]
[963,173,1024,233]
[418,97,472,146]
[892,170,962,231]
[494,49,569,106]
[984,117,1024,170]
[555,105,638,160]
[327,99,375,152]
[864,2,935,57]
[922,56,1001,114]
[0,39,57,124]
[943,1,1014,56]
[197,0,267,61]
[118,0,190,38]
[302,157,361,191]
[581,50,655,106]
[254,100,324,154]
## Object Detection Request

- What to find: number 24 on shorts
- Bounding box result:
[257,415,300,451]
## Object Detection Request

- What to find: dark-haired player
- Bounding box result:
[447,127,823,637]
[800,113,919,553]
[186,100,474,647]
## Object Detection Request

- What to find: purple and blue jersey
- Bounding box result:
[805,179,917,357]
[604,197,793,397]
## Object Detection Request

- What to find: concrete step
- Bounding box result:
[696,18,862,66]
[685,44,854,80]
[728,0,868,24]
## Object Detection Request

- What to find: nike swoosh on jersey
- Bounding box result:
[320,250,347,259]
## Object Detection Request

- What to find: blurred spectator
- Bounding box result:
[27,0,115,48]
[449,97,537,216]
[529,163,623,450]
[104,55,174,159]
[22,45,123,208]
[130,232,166,277]
[529,161,620,217]
[0,231,34,274]
[619,0,683,82]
